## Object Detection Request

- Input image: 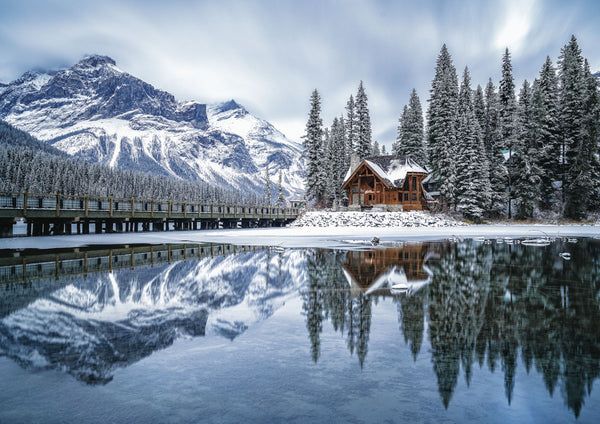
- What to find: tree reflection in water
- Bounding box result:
[302,238,600,417]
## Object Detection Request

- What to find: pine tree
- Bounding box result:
[484,78,508,216]
[371,140,381,156]
[473,85,486,134]
[355,81,372,160]
[455,67,491,222]
[513,80,541,218]
[264,162,272,205]
[564,58,599,218]
[427,44,459,210]
[381,145,387,155]
[499,48,517,218]
[392,105,408,156]
[345,95,357,157]
[582,60,600,210]
[532,56,560,210]
[303,89,326,205]
[558,36,587,218]
[277,170,285,207]
[328,116,349,206]
[395,89,426,165]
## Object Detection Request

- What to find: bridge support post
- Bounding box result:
[0,219,13,237]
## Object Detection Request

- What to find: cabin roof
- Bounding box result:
[342,155,427,189]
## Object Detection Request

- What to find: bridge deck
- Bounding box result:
[0,191,301,237]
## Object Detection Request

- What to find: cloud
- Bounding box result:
[0,0,599,147]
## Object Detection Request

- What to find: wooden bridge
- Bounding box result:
[0,191,300,237]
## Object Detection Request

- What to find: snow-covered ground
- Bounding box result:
[2,217,600,250]
[290,211,465,228]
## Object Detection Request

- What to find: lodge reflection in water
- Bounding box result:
[2,239,600,418]
[302,239,600,418]
[341,244,438,296]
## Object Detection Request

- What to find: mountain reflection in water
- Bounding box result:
[1,239,599,419]
[0,244,306,384]
[303,238,600,417]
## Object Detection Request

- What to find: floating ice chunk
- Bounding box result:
[521,238,551,247]
[559,252,571,260]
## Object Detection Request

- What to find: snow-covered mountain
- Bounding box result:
[0,249,307,384]
[0,55,305,198]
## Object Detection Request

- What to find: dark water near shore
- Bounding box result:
[0,237,599,423]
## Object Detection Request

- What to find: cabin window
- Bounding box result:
[412,193,417,201]
[352,185,358,193]
[404,193,409,201]
[412,176,417,189]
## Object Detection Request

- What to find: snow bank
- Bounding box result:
[289,211,466,228]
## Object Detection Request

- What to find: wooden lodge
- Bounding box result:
[341,155,428,211]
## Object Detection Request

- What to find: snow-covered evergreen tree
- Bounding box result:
[427,44,459,210]
[513,80,541,218]
[345,95,357,157]
[484,78,508,216]
[564,58,600,218]
[264,162,272,205]
[355,81,372,160]
[303,89,326,205]
[392,105,408,156]
[583,61,600,211]
[395,89,426,165]
[328,117,349,206]
[499,48,517,218]
[473,84,486,135]
[277,171,285,207]
[371,140,381,156]
[558,36,588,218]
[455,67,491,222]
[381,145,387,155]
[532,56,560,210]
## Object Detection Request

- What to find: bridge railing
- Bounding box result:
[0,191,300,219]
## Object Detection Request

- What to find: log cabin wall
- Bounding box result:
[344,162,427,210]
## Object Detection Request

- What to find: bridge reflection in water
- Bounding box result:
[0,243,251,287]
[1,239,600,419]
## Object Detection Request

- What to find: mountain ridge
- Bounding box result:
[0,55,305,199]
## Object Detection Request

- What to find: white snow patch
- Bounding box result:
[290,211,465,228]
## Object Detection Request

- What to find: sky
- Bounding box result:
[1,0,599,149]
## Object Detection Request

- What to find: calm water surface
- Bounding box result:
[0,238,599,423]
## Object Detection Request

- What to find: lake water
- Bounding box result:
[0,237,599,423]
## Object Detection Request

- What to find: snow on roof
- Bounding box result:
[342,155,427,188]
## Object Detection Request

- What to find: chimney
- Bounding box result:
[350,153,360,174]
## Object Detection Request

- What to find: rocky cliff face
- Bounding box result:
[0,55,304,198]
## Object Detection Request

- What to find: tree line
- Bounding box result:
[0,119,261,204]
[304,81,380,208]
[304,35,600,221]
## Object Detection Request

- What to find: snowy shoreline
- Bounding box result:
[1,219,599,250]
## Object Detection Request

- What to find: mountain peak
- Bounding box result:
[75,55,117,69]
[215,99,244,113]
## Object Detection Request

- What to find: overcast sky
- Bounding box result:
[1,0,599,148]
